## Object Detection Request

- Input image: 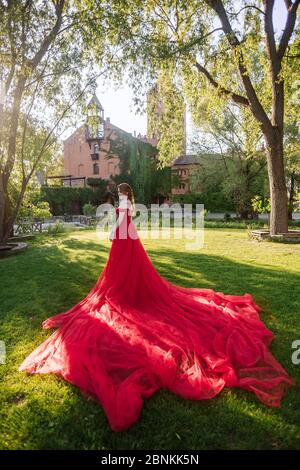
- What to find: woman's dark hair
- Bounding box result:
[117,183,135,205]
[117,182,135,215]
[103,191,115,206]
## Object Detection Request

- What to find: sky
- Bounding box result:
[94,1,289,140]
[96,81,147,136]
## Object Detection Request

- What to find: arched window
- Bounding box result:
[93,163,99,175]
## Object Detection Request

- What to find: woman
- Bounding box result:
[19,182,295,432]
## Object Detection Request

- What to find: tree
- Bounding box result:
[285,121,300,218]
[147,68,186,164]
[83,0,300,235]
[189,104,268,218]
[0,0,108,245]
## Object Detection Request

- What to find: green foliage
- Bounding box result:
[151,165,172,200]
[0,0,105,242]
[251,195,271,214]
[171,191,234,212]
[147,69,186,164]
[86,178,107,191]
[47,220,66,235]
[41,186,104,215]
[30,201,52,220]
[204,219,267,230]
[80,0,299,233]
[17,193,52,221]
[220,157,268,218]
[294,191,300,211]
[187,103,268,217]
[82,203,96,216]
[109,130,159,204]
[171,193,202,206]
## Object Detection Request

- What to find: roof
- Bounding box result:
[88,93,104,111]
[63,124,85,143]
[172,154,222,166]
[63,121,156,152]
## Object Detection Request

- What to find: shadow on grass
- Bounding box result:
[147,245,300,317]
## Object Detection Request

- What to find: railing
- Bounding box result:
[78,215,97,226]
[14,218,43,235]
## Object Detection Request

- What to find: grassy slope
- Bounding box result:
[0,228,299,450]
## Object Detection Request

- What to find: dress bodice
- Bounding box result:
[115,206,136,240]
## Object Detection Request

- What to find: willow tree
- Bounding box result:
[189,103,268,218]
[84,0,300,235]
[147,67,186,165]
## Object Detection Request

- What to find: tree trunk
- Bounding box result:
[0,174,14,245]
[0,76,26,245]
[288,172,295,221]
[3,197,14,242]
[0,173,5,243]
[264,128,288,235]
[0,180,14,244]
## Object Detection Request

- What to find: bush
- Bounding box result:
[18,200,52,221]
[47,220,65,235]
[171,192,234,212]
[171,193,203,206]
[82,203,96,216]
[204,219,267,229]
[41,186,105,215]
[32,201,52,220]
[251,195,271,214]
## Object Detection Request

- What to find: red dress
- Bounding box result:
[19,206,295,431]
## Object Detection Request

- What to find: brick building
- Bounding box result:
[63,93,211,197]
[63,94,155,188]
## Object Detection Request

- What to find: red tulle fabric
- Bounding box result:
[19,207,295,431]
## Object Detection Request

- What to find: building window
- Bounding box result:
[93,163,99,175]
[94,142,99,153]
[179,183,185,190]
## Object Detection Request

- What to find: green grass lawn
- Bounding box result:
[0,228,300,450]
